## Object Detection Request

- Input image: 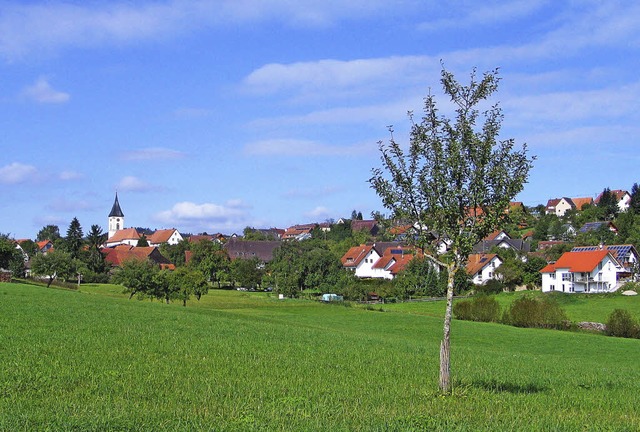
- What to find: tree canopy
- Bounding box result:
[369,66,534,392]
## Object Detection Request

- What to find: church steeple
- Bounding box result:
[108,193,125,239]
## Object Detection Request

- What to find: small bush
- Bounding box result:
[453,295,501,323]
[606,309,640,338]
[476,279,504,295]
[502,296,569,330]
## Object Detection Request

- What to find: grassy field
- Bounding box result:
[382,290,640,323]
[1,282,639,430]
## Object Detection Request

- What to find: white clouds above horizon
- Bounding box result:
[59,170,84,181]
[154,200,250,232]
[0,0,397,59]
[0,162,37,184]
[22,77,69,104]
[304,206,331,220]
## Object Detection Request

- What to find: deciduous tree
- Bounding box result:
[30,250,75,288]
[369,67,533,392]
[111,258,158,299]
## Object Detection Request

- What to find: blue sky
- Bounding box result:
[1,1,639,239]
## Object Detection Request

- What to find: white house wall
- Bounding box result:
[541,256,621,293]
[354,250,381,278]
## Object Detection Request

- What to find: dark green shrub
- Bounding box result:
[606,309,640,338]
[453,300,473,321]
[502,296,568,330]
[471,295,501,322]
[476,279,504,295]
[453,295,501,323]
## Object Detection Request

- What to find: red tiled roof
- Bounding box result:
[102,245,170,267]
[148,228,177,244]
[540,250,612,273]
[571,197,593,210]
[341,245,374,267]
[485,230,508,241]
[36,240,52,250]
[372,246,419,274]
[466,253,499,276]
[351,220,378,231]
[107,228,140,243]
[388,224,412,236]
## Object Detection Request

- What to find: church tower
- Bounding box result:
[108,193,125,239]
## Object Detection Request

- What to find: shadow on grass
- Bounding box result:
[472,378,547,394]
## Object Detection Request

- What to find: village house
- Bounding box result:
[545,197,593,217]
[571,244,639,276]
[578,221,617,235]
[351,220,380,236]
[102,245,174,270]
[223,238,281,263]
[147,228,183,246]
[466,253,502,285]
[540,250,623,293]
[472,230,531,255]
[341,243,417,280]
[105,227,141,248]
[595,189,631,213]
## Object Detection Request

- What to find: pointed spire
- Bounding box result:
[109,193,124,217]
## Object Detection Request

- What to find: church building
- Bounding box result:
[108,193,125,239]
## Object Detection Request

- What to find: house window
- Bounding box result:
[550,273,556,280]
[562,273,571,281]
[488,272,493,278]
[550,285,555,291]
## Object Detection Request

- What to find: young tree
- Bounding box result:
[111,258,158,299]
[230,257,263,290]
[30,250,75,288]
[369,67,533,392]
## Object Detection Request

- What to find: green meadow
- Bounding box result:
[1,282,639,431]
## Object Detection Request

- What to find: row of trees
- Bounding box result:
[112,259,209,306]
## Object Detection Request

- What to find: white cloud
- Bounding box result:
[0,162,37,184]
[244,56,432,97]
[504,81,640,128]
[59,170,84,181]
[22,77,69,104]
[0,0,396,59]
[116,176,159,192]
[244,138,370,157]
[121,147,186,161]
[154,200,250,232]
[304,206,331,220]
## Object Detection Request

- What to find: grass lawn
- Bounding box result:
[382,290,640,323]
[1,282,639,430]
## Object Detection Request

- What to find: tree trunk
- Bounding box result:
[439,263,456,393]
